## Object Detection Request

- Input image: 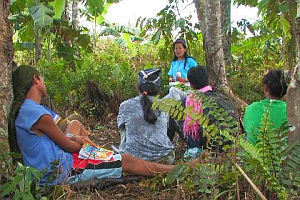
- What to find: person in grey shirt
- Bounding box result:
[117,69,175,164]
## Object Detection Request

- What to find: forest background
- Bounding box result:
[0,0,300,199]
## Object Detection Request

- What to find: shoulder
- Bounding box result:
[186,57,197,63]
[20,99,49,116]
[245,101,260,111]
[119,97,140,110]
[16,99,51,130]
[186,57,197,67]
[244,101,265,117]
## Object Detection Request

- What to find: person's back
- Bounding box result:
[168,66,236,153]
[118,69,174,163]
[243,69,288,144]
[118,96,173,161]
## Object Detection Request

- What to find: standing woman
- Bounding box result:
[117,69,175,164]
[168,39,197,83]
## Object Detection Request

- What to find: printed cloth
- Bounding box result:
[117,96,174,161]
[68,153,122,184]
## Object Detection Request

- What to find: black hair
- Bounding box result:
[138,83,160,124]
[263,69,287,98]
[172,39,191,70]
[187,65,209,89]
[8,65,39,161]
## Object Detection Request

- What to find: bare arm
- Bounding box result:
[32,114,93,153]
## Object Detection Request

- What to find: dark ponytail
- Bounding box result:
[138,83,159,124]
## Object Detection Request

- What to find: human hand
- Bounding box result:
[169,77,175,82]
[176,76,186,83]
[71,136,97,147]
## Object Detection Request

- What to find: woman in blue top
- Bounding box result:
[168,39,197,82]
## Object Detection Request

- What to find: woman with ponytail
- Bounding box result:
[118,69,175,164]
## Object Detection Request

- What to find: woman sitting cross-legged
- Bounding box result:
[117,69,175,165]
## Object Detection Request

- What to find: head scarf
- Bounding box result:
[8,65,39,157]
[138,68,161,87]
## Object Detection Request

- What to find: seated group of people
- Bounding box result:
[8,40,288,186]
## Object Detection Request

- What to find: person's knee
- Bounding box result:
[64,120,84,135]
[69,119,81,125]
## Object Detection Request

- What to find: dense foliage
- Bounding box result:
[1,0,299,199]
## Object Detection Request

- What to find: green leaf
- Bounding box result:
[122,33,133,50]
[165,164,188,185]
[10,0,27,13]
[29,3,55,28]
[50,0,66,19]
[152,30,161,44]
[280,15,291,40]
[85,0,105,17]
[18,23,35,41]
[0,183,15,197]
[278,3,289,13]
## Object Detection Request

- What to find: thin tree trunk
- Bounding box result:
[35,28,42,62]
[220,0,231,66]
[64,0,71,22]
[204,0,227,90]
[284,0,297,69]
[72,0,79,29]
[193,0,205,33]
[285,0,300,144]
[0,0,14,130]
[194,0,246,107]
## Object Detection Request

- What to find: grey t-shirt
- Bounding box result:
[117,95,174,161]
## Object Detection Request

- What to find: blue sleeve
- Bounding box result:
[168,61,174,77]
[17,104,51,132]
[186,58,197,71]
[42,106,61,124]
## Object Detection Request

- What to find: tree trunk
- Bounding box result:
[0,0,13,131]
[193,0,205,33]
[220,0,231,66]
[194,0,227,89]
[35,28,42,62]
[64,0,71,22]
[204,0,227,90]
[194,0,247,107]
[72,0,79,29]
[285,0,300,144]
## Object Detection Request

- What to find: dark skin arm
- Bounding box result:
[32,114,95,153]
